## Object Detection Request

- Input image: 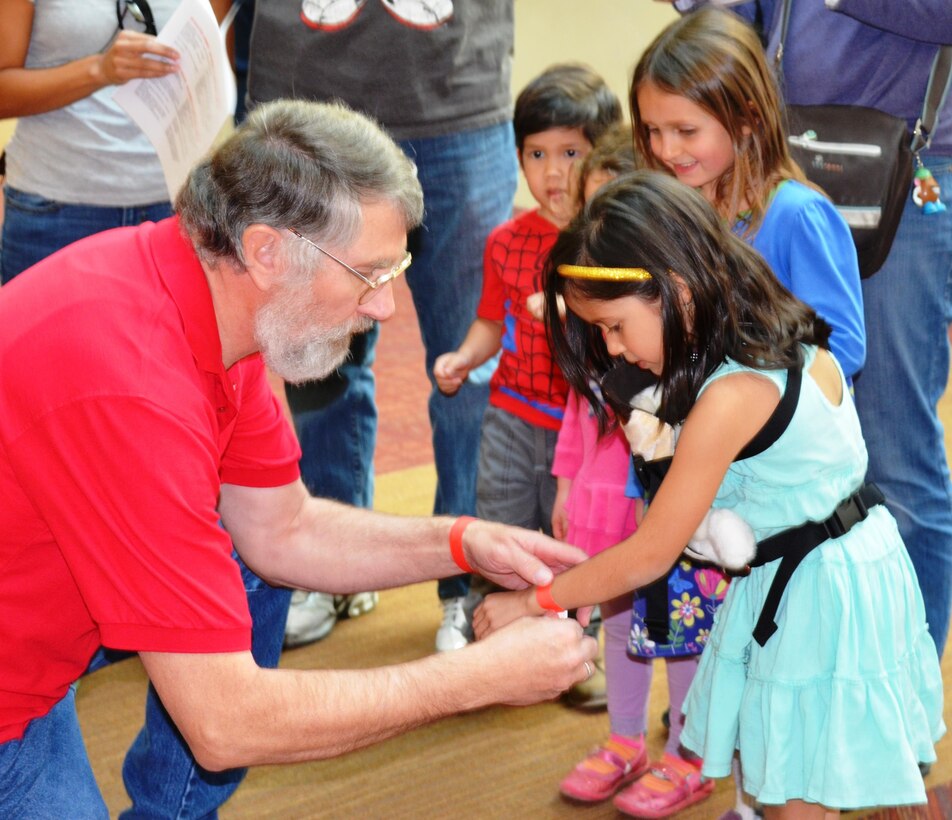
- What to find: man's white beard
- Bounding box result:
[254,278,374,384]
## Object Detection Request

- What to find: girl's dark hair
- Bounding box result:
[629,7,810,233]
[544,170,831,430]
[514,63,622,152]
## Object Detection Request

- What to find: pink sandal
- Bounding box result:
[559,736,649,803]
[613,752,714,818]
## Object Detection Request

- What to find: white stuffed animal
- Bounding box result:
[622,382,756,570]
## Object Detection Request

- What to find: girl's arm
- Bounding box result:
[551,477,572,541]
[474,371,780,633]
[551,390,584,540]
[0,0,180,119]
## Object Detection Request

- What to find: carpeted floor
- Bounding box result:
[77,276,952,818]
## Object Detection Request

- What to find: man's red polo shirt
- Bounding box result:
[0,217,301,742]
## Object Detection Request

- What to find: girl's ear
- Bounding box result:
[671,272,693,308]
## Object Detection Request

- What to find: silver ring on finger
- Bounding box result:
[583,661,594,680]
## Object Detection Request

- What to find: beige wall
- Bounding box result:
[0,120,13,150]
[511,0,676,207]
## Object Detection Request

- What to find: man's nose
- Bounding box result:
[358,283,396,322]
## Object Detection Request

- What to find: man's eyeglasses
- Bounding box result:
[117,0,157,36]
[288,228,412,305]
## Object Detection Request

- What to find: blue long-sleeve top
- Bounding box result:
[744,180,866,380]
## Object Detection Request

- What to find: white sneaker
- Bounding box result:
[284,590,338,648]
[435,592,480,652]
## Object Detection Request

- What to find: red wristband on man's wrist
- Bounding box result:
[535,583,564,613]
[449,515,477,574]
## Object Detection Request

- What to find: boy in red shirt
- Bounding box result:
[433,64,621,648]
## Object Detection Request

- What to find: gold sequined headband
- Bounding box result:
[557,264,652,282]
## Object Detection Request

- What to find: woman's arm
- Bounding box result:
[0,0,180,119]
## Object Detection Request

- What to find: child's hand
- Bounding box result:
[552,477,571,541]
[473,589,537,639]
[433,351,473,396]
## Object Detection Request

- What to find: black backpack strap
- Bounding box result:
[735,366,801,461]
[750,483,885,645]
[632,365,800,498]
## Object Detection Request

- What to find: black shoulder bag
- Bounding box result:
[777,0,952,278]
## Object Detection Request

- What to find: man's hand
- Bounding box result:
[433,350,473,395]
[459,519,587,589]
[467,615,597,705]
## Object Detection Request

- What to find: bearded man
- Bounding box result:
[0,99,594,817]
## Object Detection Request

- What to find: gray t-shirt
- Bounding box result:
[247,0,514,140]
[6,0,179,206]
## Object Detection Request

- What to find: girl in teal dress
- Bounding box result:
[473,170,944,818]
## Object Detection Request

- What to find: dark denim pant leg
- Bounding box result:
[396,123,518,600]
[0,187,171,283]
[120,556,292,819]
[853,154,952,657]
[0,685,109,819]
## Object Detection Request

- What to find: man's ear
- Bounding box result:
[240,224,285,292]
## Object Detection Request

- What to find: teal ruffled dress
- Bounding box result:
[681,347,945,808]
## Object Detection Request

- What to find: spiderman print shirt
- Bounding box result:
[477,209,568,431]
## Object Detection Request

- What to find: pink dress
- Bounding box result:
[551,388,637,556]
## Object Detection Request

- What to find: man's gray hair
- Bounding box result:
[176,99,424,266]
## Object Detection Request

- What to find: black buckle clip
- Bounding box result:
[823,490,869,540]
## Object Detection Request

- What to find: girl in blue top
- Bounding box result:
[631,7,865,381]
[475,170,944,818]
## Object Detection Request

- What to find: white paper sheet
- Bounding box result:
[113,0,236,201]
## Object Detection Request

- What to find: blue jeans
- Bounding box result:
[279,122,518,601]
[407,123,517,599]
[0,186,173,283]
[0,684,109,819]
[0,558,288,818]
[120,555,291,819]
[853,153,952,658]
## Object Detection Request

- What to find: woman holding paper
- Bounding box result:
[0,0,224,283]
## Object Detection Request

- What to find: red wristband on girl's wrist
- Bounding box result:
[535,583,564,613]
[449,515,477,574]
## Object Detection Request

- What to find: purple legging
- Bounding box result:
[601,594,700,756]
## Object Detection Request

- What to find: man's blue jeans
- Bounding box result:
[853,153,952,657]
[282,122,518,602]
[0,557,289,819]
[0,187,173,283]
[0,684,109,819]
[119,556,291,819]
